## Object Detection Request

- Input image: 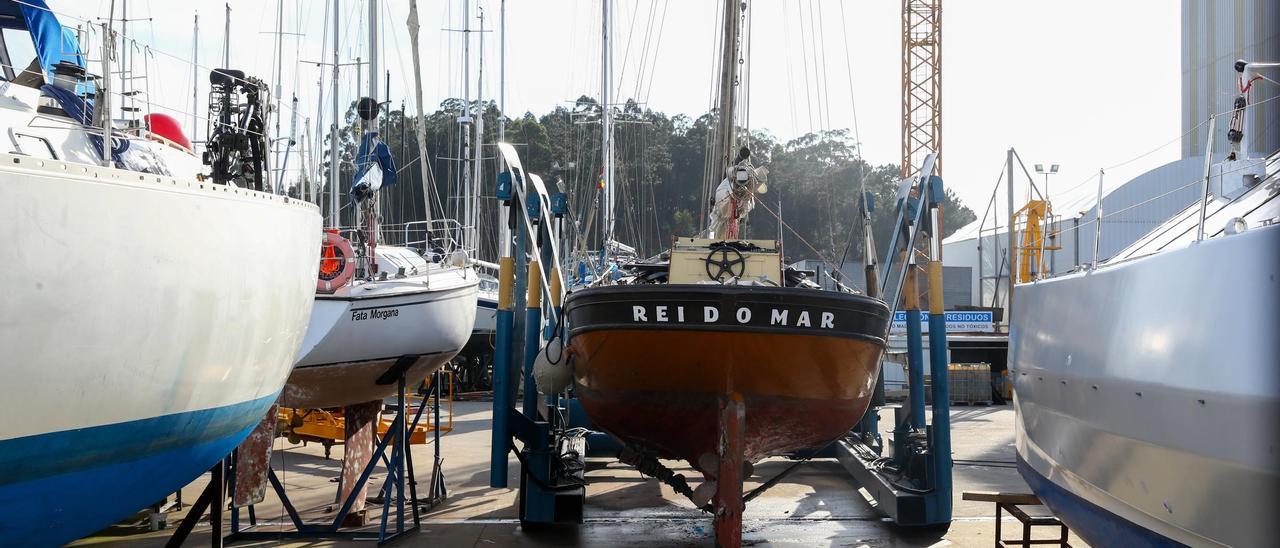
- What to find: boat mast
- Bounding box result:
[273,0,284,138]
[498,0,505,141]
[368,0,381,231]
[461,0,474,252]
[270,0,291,195]
[222,3,230,67]
[496,1,511,262]
[714,0,741,187]
[473,7,485,255]
[368,0,379,127]
[407,0,435,232]
[311,0,330,210]
[327,0,339,227]
[600,0,614,251]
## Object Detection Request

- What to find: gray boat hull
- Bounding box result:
[1012,225,1280,547]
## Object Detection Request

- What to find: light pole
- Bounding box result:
[1033,163,1059,200]
[1034,163,1059,273]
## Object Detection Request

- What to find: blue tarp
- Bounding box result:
[4,0,86,78]
[39,83,88,123]
[351,131,396,202]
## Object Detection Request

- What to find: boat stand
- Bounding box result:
[840,155,953,528]
[166,370,448,546]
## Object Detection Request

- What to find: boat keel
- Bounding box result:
[231,404,279,507]
[714,393,746,548]
[339,400,381,525]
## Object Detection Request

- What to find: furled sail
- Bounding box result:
[351,131,396,202]
[706,146,769,239]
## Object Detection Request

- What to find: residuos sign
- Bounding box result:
[890,310,994,334]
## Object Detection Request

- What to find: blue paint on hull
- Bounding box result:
[1017,457,1184,548]
[0,394,277,547]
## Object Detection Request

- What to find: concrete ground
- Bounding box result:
[74,401,1082,547]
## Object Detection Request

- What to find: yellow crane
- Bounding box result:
[1011,199,1060,283]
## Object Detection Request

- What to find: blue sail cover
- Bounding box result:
[0,0,86,78]
[351,131,397,202]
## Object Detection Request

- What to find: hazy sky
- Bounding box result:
[45,0,1182,214]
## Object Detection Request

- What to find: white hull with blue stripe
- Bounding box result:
[0,154,320,545]
[0,3,320,544]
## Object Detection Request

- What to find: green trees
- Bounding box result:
[306,99,975,264]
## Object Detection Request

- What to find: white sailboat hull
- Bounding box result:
[285,267,479,408]
[1012,225,1280,547]
[0,154,321,544]
[474,290,498,334]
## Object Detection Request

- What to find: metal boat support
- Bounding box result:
[489,144,585,525]
[841,155,954,527]
[166,370,450,546]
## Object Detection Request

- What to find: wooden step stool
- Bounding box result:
[962,491,1071,547]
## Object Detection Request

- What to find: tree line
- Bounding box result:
[307,97,975,267]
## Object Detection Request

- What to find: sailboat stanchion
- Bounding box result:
[714,393,746,548]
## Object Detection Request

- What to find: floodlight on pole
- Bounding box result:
[1034,163,1060,199]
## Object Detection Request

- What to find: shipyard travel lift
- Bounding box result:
[488,143,588,525]
[839,154,955,529]
[488,147,955,539]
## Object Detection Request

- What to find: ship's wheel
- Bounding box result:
[704,246,746,281]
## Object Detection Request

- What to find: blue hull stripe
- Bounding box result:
[1017,457,1184,548]
[0,394,277,547]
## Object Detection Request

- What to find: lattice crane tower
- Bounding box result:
[901,0,941,178]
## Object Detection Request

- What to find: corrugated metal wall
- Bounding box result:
[945,155,1208,315]
[1053,156,1206,272]
[1182,0,1280,158]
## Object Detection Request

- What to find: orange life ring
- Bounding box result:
[317,230,355,293]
